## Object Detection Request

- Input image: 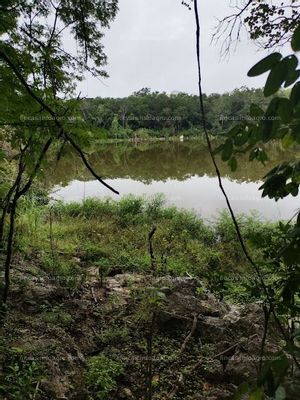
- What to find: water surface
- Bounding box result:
[50,141,300,221]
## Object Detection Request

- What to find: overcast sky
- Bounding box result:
[77,0,289,98]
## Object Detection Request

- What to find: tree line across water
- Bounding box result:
[80,87,274,139]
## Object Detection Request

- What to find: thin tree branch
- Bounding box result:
[193,0,300,370]
[259,303,271,372]
[17,136,54,199]
[0,49,119,195]
[0,136,33,244]
[212,0,252,56]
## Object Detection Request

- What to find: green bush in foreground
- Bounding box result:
[0,347,44,400]
[86,354,124,400]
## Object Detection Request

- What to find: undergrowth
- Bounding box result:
[14,194,281,302]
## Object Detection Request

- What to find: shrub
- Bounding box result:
[0,348,45,400]
[82,242,109,263]
[86,354,124,400]
[98,325,129,345]
[41,254,85,288]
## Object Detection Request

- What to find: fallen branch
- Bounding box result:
[33,381,40,400]
[180,313,198,354]
[161,310,194,323]
[213,333,258,361]
[90,287,98,303]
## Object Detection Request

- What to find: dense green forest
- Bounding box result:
[80,87,271,138]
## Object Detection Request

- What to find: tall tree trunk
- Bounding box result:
[3,191,19,304]
[2,161,24,304]
[0,175,22,245]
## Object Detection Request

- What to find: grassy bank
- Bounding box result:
[16,195,280,302]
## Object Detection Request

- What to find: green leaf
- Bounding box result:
[285,54,298,71]
[282,55,299,87]
[261,121,279,142]
[276,127,290,139]
[249,387,263,400]
[290,82,300,107]
[275,386,286,400]
[249,148,258,161]
[250,103,265,119]
[277,98,293,123]
[260,98,282,141]
[228,157,237,172]
[259,150,268,164]
[234,130,249,146]
[232,383,249,400]
[249,147,268,164]
[281,132,293,149]
[221,139,233,161]
[248,53,282,77]
[297,212,300,226]
[10,347,24,354]
[284,69,300,87]
[291,24,300,52]
[258,362,275,393]
[264,60,289,96]
[227,125,242,138]
[213,144,224,155]
[271,353,289,380]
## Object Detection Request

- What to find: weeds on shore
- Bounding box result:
[14,195,280,302]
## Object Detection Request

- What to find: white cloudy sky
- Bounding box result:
[77,0,290,98]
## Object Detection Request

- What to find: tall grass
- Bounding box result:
[15,194,280,301]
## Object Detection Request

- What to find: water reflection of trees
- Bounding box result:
[46,141,299,187]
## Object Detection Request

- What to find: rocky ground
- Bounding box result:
[0,259,298,399]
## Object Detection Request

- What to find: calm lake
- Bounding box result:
[50,141,300,221]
